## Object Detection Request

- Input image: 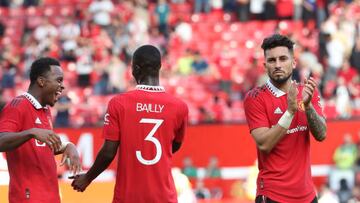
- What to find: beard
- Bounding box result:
[269,71,293,85]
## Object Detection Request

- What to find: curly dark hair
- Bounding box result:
[261,34,295,56]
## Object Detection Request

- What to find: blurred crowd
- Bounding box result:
[318,131,360,203]
[0,0,359,127]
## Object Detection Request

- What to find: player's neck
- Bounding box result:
[138,78,159,86]
[270,79,291,93]
[27,88,44,106]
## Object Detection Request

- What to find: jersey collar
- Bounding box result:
[22,92,46,109]
[265,80,286,98]
[136,85,165,92]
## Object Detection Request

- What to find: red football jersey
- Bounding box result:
[0,93,59,203]
[244,80,324,203]
[103,85,188,203]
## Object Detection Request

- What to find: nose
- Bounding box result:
[60,82,65,90]
[275,59,282,68]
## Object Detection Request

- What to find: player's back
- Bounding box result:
[106,87,188,203]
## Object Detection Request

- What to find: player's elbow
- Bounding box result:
[257,143,273,154]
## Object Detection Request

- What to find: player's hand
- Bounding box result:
[71,173,91,192]
[60,143,82,176]
[29,128,62,152]
[287,80,298,114]
[302,77,317,107]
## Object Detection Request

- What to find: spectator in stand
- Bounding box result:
[194,0,211,13]
[59,16,81,52]
[350,36,360,74]
[235,0,249,22]
[106,52,127,93]
[334,134,357,170]
[194,179,211,199]
[93,72,110,95]
[249,0,265,20]
[148,26,167,54]
[338,60,358,85]
[335,77,352,118]
[302,0,316,26]
[174,18,193,42]
[324,33,346,83]
[34,18,58,43]
[88,0,114,27]
[174,49,194,76]
[337,178,352,203]
[0,20,5,39]
[205,156,221,178]
[54,94,71,128]
[318,183,340,203]
[191,51,209,75]
[0,63,16,89]
[23,0,39,7]
[182,156,197,178]
[331,133,357,191]
[155,0,170,38]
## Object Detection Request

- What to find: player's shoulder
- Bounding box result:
[166,93,188,108]
[1,96,27,113]
[245,85,267,101]
[7,95,28,108]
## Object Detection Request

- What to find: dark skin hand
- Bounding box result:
[71,140,119,192]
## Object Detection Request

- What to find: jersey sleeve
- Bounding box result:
[0,103,22,132]
[174,102,189,143]
[102,98,122,141]
[311,88,325,117]
[244,91,270,132]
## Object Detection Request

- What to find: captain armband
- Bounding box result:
[277,110,294,129]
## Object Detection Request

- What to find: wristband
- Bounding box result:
[278,110,294,129]
[60,141,71,151]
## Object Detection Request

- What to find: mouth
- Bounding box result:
[54,90,62,102]
[273,71,284,75]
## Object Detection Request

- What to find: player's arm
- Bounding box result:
[305,103,326,141]
[71,139,119,192]
[246,82,298,154]
[86,140,119,181]
[302,78,327,142]
[251,124,292,154]
[173,103,188,154]
[0,128,61,152]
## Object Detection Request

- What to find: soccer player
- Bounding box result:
[0,57,81,203]
[71,45,189,203]
[244,34,327,203]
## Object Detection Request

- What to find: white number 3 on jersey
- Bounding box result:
[136,118,163,165]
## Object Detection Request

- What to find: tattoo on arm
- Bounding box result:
[305,105,327,141]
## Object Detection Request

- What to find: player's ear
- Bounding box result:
[37,76,46,87]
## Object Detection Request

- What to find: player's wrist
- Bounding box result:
[25,128,35,139]
[278,110,294,129]
[60,141,72,151]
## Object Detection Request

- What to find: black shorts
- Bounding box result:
[255,195,318,203]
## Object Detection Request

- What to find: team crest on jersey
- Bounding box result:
[35,140,46,147]
[298,100,305,111]
[104,113,110,125]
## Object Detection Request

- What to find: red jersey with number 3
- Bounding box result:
[0,93,59,203]
[244,80,324,203]
[103,85,188,203]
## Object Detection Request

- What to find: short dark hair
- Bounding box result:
[261,34,295,55]
[29,57,60,85]
[132,45,161,77]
